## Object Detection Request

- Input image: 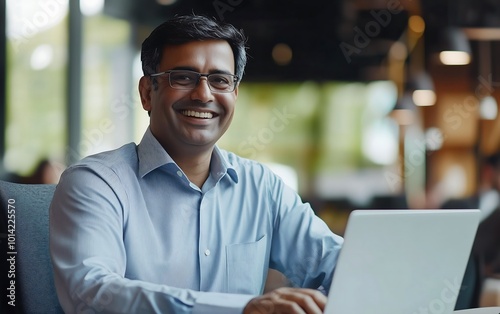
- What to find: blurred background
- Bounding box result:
[1,0,500,232]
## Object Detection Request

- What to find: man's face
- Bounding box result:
[139,40,238,154]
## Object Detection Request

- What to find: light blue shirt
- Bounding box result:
[49,128,343,314]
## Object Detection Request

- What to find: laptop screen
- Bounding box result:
[324,209,481,314]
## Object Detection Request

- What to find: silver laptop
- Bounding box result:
[324,209,481,314]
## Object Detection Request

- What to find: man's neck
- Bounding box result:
[169,147,213,189]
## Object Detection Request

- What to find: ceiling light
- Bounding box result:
[407,72,436,106]
[437,27,471,65]
[439,51,471,65]
[390,94,415,125]
[412,90,436,107]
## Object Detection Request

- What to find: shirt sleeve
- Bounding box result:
[49,164,254,314]
[192,293,255,314]
[267,170,344,293]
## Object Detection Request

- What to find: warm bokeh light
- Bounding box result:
[408,15,425,34]
[391,109,414,125]
[389,41,408,61]
[412,90,436,106]
[272,43,293,66]
[439,51,471,65]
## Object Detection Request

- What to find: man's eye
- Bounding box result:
[173,74,193,81]
[170,73,198,86]
[210,75,230,84]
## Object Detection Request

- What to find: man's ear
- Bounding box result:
[234,83,239,98]
[139,76,153,112]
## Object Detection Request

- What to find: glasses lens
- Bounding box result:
[167,70,236,92]
[169,71,199,89]
[208,74,234,92]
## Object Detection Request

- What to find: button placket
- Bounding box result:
[198,192,215,290]
[200,193,212,259]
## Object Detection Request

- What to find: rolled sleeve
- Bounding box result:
[192,292,255,314]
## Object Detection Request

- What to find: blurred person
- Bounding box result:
[441,152,500,219]
[472,152,500,275]
[1,158,66,184]
[441,151,500,308]
[24,158,65,184]
[49,15,343,314]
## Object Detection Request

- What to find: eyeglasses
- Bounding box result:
[149,70,239,93]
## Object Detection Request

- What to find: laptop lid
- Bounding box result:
[324,209,481,314]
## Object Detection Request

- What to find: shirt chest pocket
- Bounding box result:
[226,235,268,295]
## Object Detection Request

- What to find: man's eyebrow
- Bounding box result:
[208,69,234,75]
[169,66,234,75]
[169,66,197,72]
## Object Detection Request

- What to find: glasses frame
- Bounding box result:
[149,69,239,93]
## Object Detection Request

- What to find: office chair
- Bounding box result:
[0,180,63,314]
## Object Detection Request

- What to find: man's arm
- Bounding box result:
[268,174,343,292]
[241,166,344,314]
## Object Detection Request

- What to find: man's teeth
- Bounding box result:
[181,110,214,119]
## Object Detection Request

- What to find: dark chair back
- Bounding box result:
[0,180,63,314]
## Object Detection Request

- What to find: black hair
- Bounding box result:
[140,15,247,89]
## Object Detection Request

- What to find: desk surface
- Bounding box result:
[454,307,500,314]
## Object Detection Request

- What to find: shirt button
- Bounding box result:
[204,249,211,256]
[176,170,183,177]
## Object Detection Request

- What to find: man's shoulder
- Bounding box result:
[69,142,138,175]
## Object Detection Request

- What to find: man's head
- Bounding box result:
[138,15,247,157]
[141,15,247,89]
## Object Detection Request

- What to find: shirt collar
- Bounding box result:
[137,128,238,183]
[211,146,239,183]
[137,128,175,178]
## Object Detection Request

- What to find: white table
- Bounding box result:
[454,307,500,314]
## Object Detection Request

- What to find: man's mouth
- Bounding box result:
[181,110,215,119]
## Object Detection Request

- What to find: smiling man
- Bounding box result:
[140,39,237,188]
[49,15,343,314]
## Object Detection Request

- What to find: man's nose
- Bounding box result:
[190,77,214,103]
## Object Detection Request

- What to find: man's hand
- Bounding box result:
[243,287,327,314]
